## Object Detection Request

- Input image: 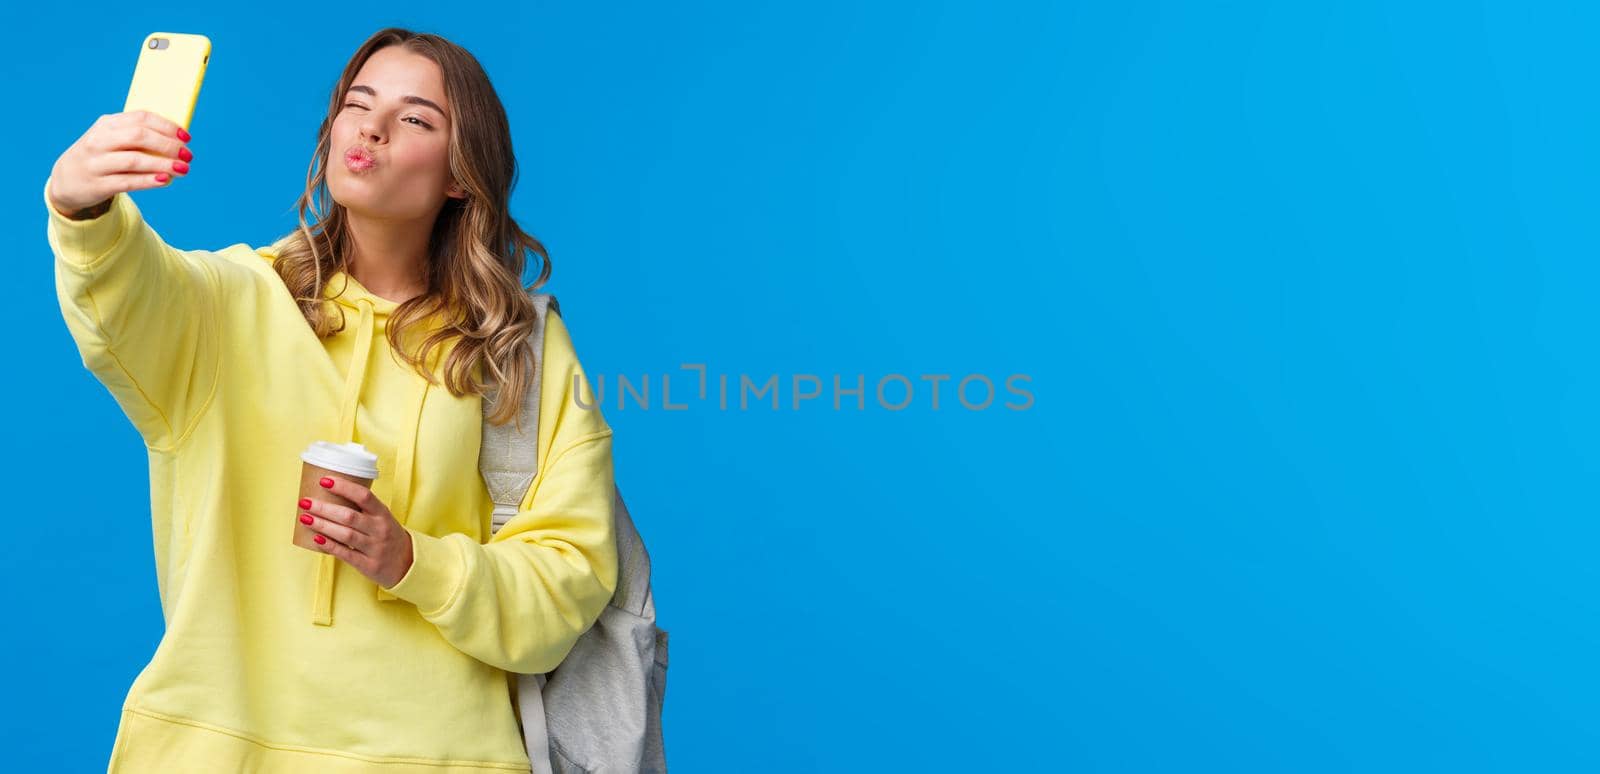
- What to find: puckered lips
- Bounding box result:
[344,145,377,172]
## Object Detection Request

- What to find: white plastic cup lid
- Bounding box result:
[299,441,379,480]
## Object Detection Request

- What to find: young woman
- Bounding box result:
[44,28,617,773]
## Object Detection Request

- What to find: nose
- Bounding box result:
[358,120,383,145]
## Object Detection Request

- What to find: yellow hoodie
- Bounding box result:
[44,176,619,773]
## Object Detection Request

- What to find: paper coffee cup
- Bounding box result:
[294,441,379,551]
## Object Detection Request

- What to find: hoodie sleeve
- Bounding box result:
[381,311,620,675]
[45,176,220,453]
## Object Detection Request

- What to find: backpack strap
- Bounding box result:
[475,292,668,774]
[481,292,560,535]
[478,291,560,774]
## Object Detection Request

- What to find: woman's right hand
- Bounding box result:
[47,110,193,219]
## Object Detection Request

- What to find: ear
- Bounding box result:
[446,181,468,200]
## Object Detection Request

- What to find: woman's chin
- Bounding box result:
[328,178,381,213]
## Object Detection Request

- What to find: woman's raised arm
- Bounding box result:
[45,110,218,453]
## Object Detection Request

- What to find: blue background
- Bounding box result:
[3,0,1590,770]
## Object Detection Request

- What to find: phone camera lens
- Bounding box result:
[148,39,158,49]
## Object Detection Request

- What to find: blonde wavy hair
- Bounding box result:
[270,27,551,431]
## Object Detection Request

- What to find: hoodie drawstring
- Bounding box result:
[313,297,374,626]
[337,299,376,442]
[312,290,437,623]
[375,347,433,604]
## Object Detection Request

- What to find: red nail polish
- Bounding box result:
[320,477,334,488]
[177,128,191,142]
[300,514,313,525]
[172,160,189,174]
[314,534,327,545]
[178,146,193,162]
[298,498,312,510]
[155,173,170,183]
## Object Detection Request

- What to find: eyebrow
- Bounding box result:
[347,85,447,119]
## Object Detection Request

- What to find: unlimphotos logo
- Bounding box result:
[569,364,1034,412]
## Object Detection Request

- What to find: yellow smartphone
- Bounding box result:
[123,32,210,132]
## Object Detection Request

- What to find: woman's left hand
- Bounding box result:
[298,476,415,589]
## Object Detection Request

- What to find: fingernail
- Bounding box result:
[177,128,191,142]
[319,477,334,488]
[172,160,189,174]
[314,534,327,545]
[300,514,313,525]
[178,147,193,162]
[155,173,170,183]
[298,498,312,510]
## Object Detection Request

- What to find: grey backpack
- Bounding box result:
[479,292,669,773]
